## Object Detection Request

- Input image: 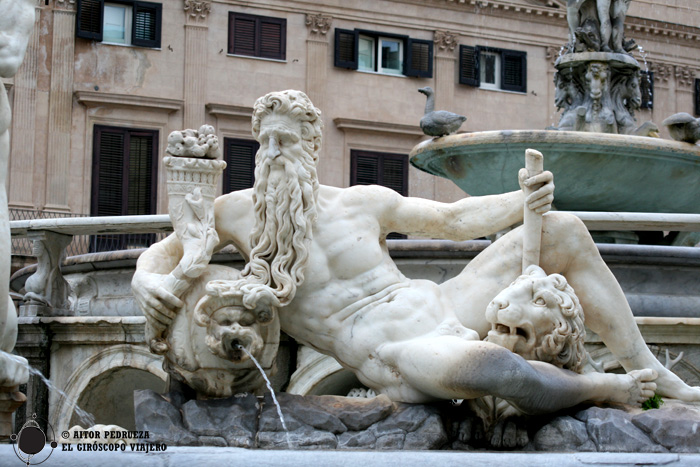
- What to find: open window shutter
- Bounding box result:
[404,38,433,78]
[224,139,259,193]
[334,29,359,70]
[351,152,379,186]
[459,45,480,86]
[127,133,156,216]
[640,71,654,109]
[501,49,527,93]
[76,0,104,41]
[92,127,126,217]
[132,2,162,48]
[382,155,408,196]
[230,14,256,56]
[259,17,286,60]
[695,79,700,116]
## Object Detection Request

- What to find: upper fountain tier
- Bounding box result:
[409,130,700,214]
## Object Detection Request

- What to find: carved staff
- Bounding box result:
[522,149,544,271]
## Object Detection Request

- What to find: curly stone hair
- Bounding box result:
[524,266,587,373]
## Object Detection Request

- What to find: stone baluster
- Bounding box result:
[20,231,73,317]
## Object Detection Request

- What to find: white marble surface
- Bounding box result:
[0,0,34,388]
[132,90,700,411]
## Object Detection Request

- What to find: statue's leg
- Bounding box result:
[597,0,613,51]
[378,336,656,413]
[442,211,700,401]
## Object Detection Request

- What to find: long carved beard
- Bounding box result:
[232,148,317,311]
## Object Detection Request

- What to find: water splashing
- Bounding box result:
[236,345,293,449]
[636,45,649,72]
[636,45,653,107]
[4,352,96,427]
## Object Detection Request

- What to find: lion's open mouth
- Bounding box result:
[485,322,536,354]
[493,323,529,339]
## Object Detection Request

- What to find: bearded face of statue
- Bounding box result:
[0,0,35,79]
[238,111,319,307]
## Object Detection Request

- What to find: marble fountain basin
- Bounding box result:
[409,130,700,214]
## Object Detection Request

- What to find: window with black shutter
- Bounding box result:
[640,71,654,110]
[76,1,162,49]
[334,28,432,78]
[695,79,700,117]
[350,150,408,239]
[91,126,158,251]
[459,45,527,93]
[223,138,259,193]
[228,13,286,60]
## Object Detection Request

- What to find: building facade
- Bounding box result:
[4,0,700,223]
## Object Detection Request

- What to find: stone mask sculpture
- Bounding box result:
[133,90,700,413]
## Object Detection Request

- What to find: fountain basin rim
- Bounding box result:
[409,130,700,160]
[555,51,640,69]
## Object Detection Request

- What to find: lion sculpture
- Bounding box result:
[485,264,587,373]
[464,265,589,448]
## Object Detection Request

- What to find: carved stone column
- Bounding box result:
[433,31,458,112]
[45,0,76,211]
[183,1,211,129]
[305,14,332,113]
[8,1,43,209]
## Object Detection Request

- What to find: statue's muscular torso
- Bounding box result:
[214,184,470,384]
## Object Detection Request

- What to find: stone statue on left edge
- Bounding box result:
[0,0,34,388]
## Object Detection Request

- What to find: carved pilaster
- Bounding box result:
[434,30,458,58]
[45,4,76,210]
[53,0,76,10]
[184,0,211,25]
[8,3,42,208]
[305,13,332,38]
[305,14,332,114]
[675,66,695,88]
[650,62,673,84]
[183,1,210,129]
[432,31,458,114]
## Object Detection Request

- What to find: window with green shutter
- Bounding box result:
[223,138,259,193]
[91,126,158,251]
[459,45,527,93]
[76,0,162,49]
[228,13,286,60]
[350,150,408,239]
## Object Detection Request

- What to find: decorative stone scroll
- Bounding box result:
[305,14,332,36]
[183,0,211,21]
[434,30,459,54]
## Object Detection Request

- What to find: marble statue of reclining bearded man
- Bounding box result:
[132,90,700,415]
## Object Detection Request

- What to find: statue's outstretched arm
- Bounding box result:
[375,170,553,241]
